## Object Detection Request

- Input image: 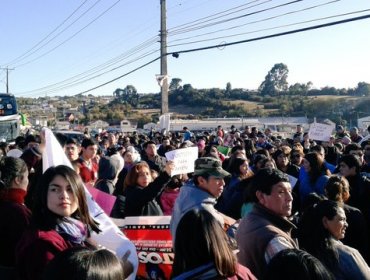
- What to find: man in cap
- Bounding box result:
[236,168,297,278]
[170,157,232,240]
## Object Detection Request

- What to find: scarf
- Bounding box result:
[0,188,27,204]
[56,217,87,245]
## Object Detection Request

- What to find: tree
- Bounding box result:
[259,63,289,95]
[169,78,182,91]
[226,82,232,92]
[354,82,370,96]
[115,85,139,107]
[288,82,312,95]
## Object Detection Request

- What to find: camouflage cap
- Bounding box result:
[194,157,230,178]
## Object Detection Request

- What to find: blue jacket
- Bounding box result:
[298,168,329,204]
[170,180,224,241]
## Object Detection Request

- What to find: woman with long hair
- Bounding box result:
[299,152,330,205]
[0,157,30,269]
[121,161,174,217]
[325,175,369,263]
[16,165,101,280]
[217,157,251,219]
[298,200,370,279]
[172,208,256,280]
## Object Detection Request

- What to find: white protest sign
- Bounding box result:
[308,122,335,142]
[165,147,198,176]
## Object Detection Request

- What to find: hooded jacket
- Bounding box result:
[170,180,224,240]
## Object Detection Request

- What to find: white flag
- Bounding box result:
[42,128,138,279]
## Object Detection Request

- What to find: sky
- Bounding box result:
[0,0,370,98]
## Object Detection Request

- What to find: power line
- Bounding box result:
[75,56,161,96]
[169,0,303,35]
[168,0,267,32]
[16,36,159,96]
[13,0,120,68]
[167,13,370,55]
[17,48,160,97]
[168,6,369,48]
[168,0,341,45]
[5,0,92,66]
[67,13,370,97]
[9,1,311,95]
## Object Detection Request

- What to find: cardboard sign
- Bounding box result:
[165,147,198,176]
[122,216,173,280]
[308,123,335,142]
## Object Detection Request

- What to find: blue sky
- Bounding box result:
[0,0,369,97]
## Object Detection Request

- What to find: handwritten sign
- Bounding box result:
[308,123,335,142]
[165,147,198,176]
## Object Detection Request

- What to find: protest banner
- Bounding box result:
[308,122,335,142]
[165,146,198,176]
[42,128,138,279]
[121,216,173,280]
[86,185,116,215]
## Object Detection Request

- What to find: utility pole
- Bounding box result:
[160,0,169,114]
[0,67,14,93]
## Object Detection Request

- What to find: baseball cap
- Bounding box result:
[194,157,230,178]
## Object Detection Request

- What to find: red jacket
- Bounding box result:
[78,158,98,184]
[0,188,31,267]
[16,229,74,280]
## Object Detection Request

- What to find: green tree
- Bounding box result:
[226,82,232,92]
[115,85,139,107]
[169,78,182,91]
[288,82,312,95]
[354,82,370,96]
[259,63,289,95]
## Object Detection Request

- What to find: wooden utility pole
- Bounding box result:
[160,0,169,114]
[0,67,14,93]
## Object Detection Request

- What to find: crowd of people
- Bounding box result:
[0,123,370,279]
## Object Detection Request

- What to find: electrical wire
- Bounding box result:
[168,0,272,32]
[58,13,370,97]
[10,1,309,95]
[75,56,161,96]
[169,0,303,35]
[13,0,120,68]
[17,48,160,97]
[5,0,93,66]
[168,0,340,44]
[167,13,370,55]
[16,36,158,95]
[11,1,366,97]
